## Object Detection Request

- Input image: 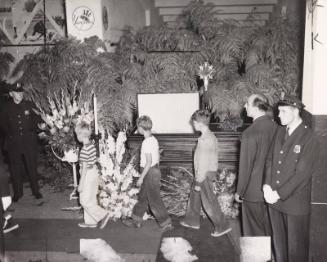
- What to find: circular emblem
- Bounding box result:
[72,6,95,31]
[102,6,109,31]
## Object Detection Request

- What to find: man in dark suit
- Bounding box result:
[263,94,319,262]
[0,170,11,261]
[0,82,42,202]
[235,94,277,236]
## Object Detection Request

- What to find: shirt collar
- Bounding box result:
[253,114,271,123]
[287,119,303,135]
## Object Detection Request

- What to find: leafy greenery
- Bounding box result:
[0,46,14,81]
[9,0,302,129]
[38,147,73,192]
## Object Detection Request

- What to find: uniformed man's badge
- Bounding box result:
[24,110,30,116]
[294,145,301,153]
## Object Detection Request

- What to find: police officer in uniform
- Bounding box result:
[263,94,319,262]
[235,94,277,236]
[0,82,42,202]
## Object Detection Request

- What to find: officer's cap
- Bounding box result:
[277,93,305,110]
[8,82,24,93]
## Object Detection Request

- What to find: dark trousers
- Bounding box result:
[269,207,310,262]
[8,150,39,197]
[183,177,229,232]
[242,201,271,236]
[132,166,171,227]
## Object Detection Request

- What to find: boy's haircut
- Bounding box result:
[252,94,272,113]
[191,109,211,126]
[137,115,153,131]
[75,121,92,137]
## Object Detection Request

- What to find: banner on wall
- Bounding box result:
[65,0,110,41]
[0,0,66,45]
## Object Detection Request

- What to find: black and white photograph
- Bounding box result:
[0,0,326,261]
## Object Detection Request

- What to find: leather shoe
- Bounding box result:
[13,195,22,202]
[34,193,43,199]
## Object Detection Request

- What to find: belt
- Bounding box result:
[140,164,159,172]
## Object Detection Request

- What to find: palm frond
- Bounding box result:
[0,52,15,79]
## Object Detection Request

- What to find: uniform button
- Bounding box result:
[305,125,308,129]
[276,180,280,184]
[18,121,22,124]
[280,150,283,154]
[278,161,282,164]
[18,115,21,118]
[277,170,280,174]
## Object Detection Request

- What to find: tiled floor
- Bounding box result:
[1,152,241,262]
[5,183,240,262]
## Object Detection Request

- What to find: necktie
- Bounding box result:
[284,127,290,142]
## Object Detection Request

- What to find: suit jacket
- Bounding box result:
[265,123,319,215]
[236,115,277,202]
[0,100,40,153]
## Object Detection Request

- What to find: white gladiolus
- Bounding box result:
[54,120,64,129]
[52,109,59,118]
[99,191,107,198]
[106,134,116,155]
[44,115,54,127]
[59,107,66,117]
[131,168,140,178]
[107,183,118,192]
[38,123,47,130]
[97,129,139,220]
[128,188,140,196]
[72,101,79,115]
[115,131,126,164]
[121,177,132,192]
[67,105,73,116]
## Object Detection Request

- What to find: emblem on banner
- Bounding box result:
[72,6,95,31]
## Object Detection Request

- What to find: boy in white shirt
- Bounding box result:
[122,116,172,231]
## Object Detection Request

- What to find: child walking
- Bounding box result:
[180,110,232,237]
[75,122,110,229]
[122,116,173,231]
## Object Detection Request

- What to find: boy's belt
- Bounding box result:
[140,164,159,172]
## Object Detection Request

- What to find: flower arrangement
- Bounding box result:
[198,62,215,91]
[161,167,239,218]
[198,62,216,79]
[98,131,140,220]
[161,167,193,217]
[36,89,93,154]
[213,169,239,218]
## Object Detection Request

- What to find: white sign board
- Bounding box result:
[137,93,199,134]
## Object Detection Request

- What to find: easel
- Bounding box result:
[51,147,81,211]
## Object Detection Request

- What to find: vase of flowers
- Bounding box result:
[198,62,215,110]
[98,130,140,220]
[161,167,239,218]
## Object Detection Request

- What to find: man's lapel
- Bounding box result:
[281,124,306,155]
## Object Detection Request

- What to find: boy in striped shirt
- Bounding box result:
[75,122,110,229]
